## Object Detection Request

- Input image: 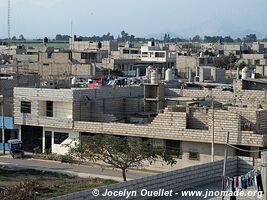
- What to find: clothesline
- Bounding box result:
[226,169,264,194]
[227,144,267,153]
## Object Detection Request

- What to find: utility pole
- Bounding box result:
[210,89,215,162]
[221,131,230,200]
[8,0,11,42]
[211,97,214,162]
[0,95,5,155]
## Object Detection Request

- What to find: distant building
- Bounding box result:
[141,41,176,68]
[197,66,225,83]
[69,38,118,53]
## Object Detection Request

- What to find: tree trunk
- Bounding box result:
[122,168,127,182]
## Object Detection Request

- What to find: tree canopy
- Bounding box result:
[66,135,178,181]
[214,53,239,69]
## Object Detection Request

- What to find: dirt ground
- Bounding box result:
[0,167,117,199]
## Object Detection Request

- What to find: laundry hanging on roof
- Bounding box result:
[226,169,264,194]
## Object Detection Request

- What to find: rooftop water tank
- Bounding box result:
[165,68,173,82]
[241,67,251,79]
[151,70,158,84]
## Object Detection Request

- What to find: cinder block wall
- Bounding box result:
[52,157,248,200]
[257,110,267,134]
[165,88,235,104]
[187,108,209,130]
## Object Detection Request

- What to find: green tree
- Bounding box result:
[192,35,201,42]
[214,53,238,69]
[223,36,234,43]
[19,34,26,41]
[66,135,178,181]
[243,34,257,43]
[236,61,246,70]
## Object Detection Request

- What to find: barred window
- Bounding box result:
[21,101,31,114]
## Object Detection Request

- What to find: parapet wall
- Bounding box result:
[165,88,235,104]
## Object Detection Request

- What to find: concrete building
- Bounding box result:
[197,66,225,83]
[0,44,26,56]
[13,86,144,154]
[13,82,267,170]
[0,73,40,151]
[215,43,242,57]
[69,38,118,54]
[101,46,141,76]
[4,51,97,81]
[176,53,218,78]
[141,41,176,68]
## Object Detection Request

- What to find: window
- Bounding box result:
[155,52,165,58]
[21,101,31,113]
[199,58,205,65]
[48,53,52,58]
[255,60,260,65]
[189,152,199,161]
[123,50,130,54]
[81,52,89,59]
[54,132,69,144]
[46,101,53,117]
[166,140,182,158]
[142,52,148,57]
[131,50,139,54]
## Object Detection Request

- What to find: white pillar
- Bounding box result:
[42,129,45,154]
[136,68,140,77]
[51,131,54,154]
[18,126,22,141]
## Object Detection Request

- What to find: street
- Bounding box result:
[0,156,156,182]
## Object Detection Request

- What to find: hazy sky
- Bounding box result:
[0,0,266,39]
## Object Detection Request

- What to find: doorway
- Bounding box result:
[45,131,52,154]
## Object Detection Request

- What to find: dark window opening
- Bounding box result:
[166,140,181,157]
[155,52,165,58]
[21,101,31,114]
[46,101,53,117]
[189,152,199,160]
[131,50,139,54]
[123,50,130,54]
[54,132,69,144]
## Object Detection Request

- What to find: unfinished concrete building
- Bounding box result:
[13,80,267,170]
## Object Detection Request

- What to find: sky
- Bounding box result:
[0,0,266,39]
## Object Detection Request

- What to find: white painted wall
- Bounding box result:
[42,127,79,155]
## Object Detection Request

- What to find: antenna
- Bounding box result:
[8,0,11,41]
[71,20,73,38]
[70,20,73,51]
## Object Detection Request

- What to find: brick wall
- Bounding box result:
[257,110,267,134]
[52,157,251,200]
[73,86,144,101]
[187,108,209,130]
[13,87,74,128]
[165,88,235,104]
[74,105,265,147]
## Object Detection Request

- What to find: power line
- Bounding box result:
[227,144,267,153]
